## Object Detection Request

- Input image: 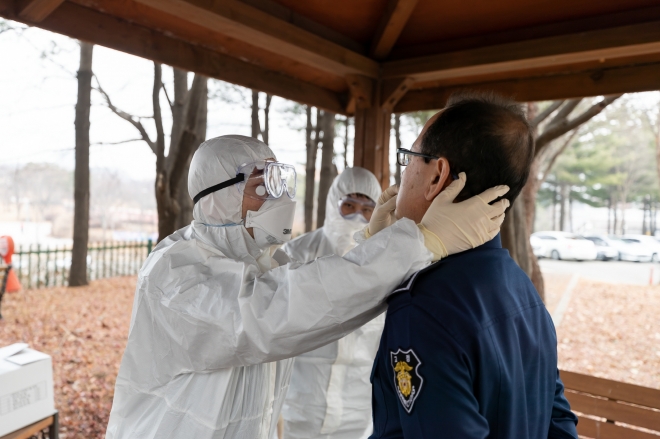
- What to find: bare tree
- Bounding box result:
[316,111,336,228]
[69,41,94,287]
[251,90,273,144]
[304,106,319,232]
[642,96,660,193]
[341,116,350,170]
[97,65,208,241]
[394,114,402,186]
[502,95,622,300]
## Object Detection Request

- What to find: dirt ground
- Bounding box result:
[0,277,135,439]
[550,277,660,390]
[1,274,659,437]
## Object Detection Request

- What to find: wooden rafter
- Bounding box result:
[133,0,379,79]
[370,0,419,59]
[17,0,64,21]
[3,1,347,114]
[394,62,660,113]
[381,77,415,112]
[383,20,660,83]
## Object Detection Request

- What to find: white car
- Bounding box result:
[623,234,660,262]
[531,232,598,261]
[582,236,619,261]
[584,235,653,262]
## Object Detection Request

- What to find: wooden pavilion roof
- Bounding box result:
[3,0,660,114]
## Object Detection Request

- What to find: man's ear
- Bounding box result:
[424,157,451,201]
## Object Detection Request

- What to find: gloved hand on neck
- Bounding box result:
[364,173,509,261]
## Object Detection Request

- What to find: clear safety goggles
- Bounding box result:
[192,160,297,205]
[236,160,297,201]
[337,196,376,222]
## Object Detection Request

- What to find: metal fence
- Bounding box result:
[13,240,153,289]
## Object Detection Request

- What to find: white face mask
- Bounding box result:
[324,215,369,256]
[245,197,296,249]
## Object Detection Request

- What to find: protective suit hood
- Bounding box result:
[322,167,381,256]
[189,134,275,226]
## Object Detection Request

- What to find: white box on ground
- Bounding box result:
[0,343,55,436]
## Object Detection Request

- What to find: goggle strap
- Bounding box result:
[193,173,245,204]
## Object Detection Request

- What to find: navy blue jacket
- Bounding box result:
[369,235,578,438]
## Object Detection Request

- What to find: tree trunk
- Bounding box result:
[394,114,402,186]
[501,200,540,298]
[251,90,260,139]
[520,158,544,299]
[304,106,317,232]
[156,74,207,241]
[316,111,335,228]
[568,194,573,232]
[176,79,208,229]
[69,42,94,287]
[170,69,188,146]
[263,94,272,145]
[343,116,350,170]
[559,184,568,231]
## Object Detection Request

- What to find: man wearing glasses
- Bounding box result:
[367,92,578,438]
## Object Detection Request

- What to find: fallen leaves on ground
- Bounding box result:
[553,278,660,389]
[0,277,136,439]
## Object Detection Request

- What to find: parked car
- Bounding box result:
[623,234,660,262]
[531,231,598,261]
[530,235,545,258]
[582,236,619,261]
[583,234,653,262]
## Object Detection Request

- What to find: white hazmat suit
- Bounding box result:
[106,136,433,439]
[281,168,383,439]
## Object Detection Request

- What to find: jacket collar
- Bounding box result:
[388,234,502,299]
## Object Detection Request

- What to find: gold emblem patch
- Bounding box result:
[390,348,423,413]
[394,361,413,397]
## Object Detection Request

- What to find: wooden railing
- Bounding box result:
[561,370,660,438]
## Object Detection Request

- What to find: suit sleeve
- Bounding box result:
[548,371,578,439]
[390,309,489,438]
[126,218,432,382]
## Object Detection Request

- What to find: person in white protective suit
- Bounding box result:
[281,167,384,439]
[105,135,510,439]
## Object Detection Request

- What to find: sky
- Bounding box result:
[0,22,424,184]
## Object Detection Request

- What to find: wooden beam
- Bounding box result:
[238,0,365,54]
[17,0,64,21]
[132,0,379,79]
[381,76,414,112]
[370,0,419,59]
[345,74,373,114]
[353,78,391,188]
[394,62,660,113]
[383,20,660,83]
[70,0,349,93]
[1,1,346,114]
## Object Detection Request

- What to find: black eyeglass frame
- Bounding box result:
[396,148,460,180]
[396,148,439,166]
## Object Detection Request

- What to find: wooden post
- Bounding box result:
[349,75,392,189]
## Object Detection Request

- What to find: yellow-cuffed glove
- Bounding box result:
[364,185,399,238]
[419,172,510,261]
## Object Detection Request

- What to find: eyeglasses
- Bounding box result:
[337,196,376,222]
[396,148,439,166]
[396,148,461,180]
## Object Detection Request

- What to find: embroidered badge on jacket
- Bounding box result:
[390,348,423,413]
